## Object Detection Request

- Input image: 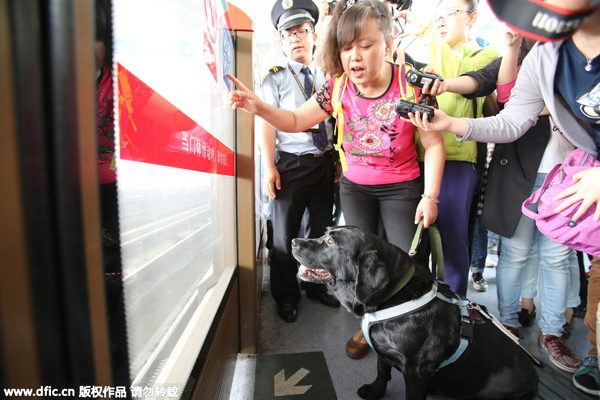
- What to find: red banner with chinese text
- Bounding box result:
[118,63,234,176]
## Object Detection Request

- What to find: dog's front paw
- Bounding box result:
[357,382,386,400]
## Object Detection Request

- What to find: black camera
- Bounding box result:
[328,0,337,13]
[406,68,444,89]
[395,99,435,120]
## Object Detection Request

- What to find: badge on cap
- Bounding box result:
[271,0,320,31]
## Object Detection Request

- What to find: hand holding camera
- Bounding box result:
[400,102,459,135]
[395,99,435,120]
[406,68,444,89]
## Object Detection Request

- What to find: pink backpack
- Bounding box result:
[522,149,600,257]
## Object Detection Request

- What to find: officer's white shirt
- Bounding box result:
[259,58,333,155]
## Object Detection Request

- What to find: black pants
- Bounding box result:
[270,151,335,305]
[339,176,420,252]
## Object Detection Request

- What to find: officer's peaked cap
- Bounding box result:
[271,0,320,31]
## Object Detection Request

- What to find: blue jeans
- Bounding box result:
[470,214,488,274]
[520,249,580,308]
[488,231,499,247]
[497,173,574,336]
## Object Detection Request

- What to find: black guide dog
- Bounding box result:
[292,226,539,400]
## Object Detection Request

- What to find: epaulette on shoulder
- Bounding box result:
[269,66,285,74]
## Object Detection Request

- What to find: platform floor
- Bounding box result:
[229,252,595,400]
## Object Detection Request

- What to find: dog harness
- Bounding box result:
[360,280,474,369]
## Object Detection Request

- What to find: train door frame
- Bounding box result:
[0,0,112,389]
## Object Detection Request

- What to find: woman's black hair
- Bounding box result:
[95,0,113,68]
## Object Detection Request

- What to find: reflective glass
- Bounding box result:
[113,0,236,395]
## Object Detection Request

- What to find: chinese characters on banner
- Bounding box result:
[118,64,234,176]
[117,0,235,176]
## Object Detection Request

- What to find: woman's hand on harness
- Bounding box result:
[554,166,600,222]
[228,74,263,115]
[415,197,438,228]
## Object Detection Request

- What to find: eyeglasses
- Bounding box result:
[433,9,473,24]
[280,29,312,41]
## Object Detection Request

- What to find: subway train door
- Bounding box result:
[1,0,258,398]
[112,0,242,396]
[1,0,114,393]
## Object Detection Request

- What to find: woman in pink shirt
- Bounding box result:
[229,0,445,357]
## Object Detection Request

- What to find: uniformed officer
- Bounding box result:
[260,0,339,323]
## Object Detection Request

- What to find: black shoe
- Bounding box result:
[573,304,587,318]
[306,289,340,308]
[517,306,536,327]
[277,302,297,323]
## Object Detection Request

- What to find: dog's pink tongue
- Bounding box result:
[299,265,331,281]
[307,266,331,280]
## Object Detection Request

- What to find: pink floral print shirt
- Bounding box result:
[316,63,434,185]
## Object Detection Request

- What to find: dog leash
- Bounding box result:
[409,219,444,280]
[468,303,543,367]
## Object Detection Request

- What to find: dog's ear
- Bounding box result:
[354,250,390,309]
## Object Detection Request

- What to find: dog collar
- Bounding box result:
[382,265,415,303]
[361,281,472,369]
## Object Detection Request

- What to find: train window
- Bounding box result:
[113,0,236,393]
